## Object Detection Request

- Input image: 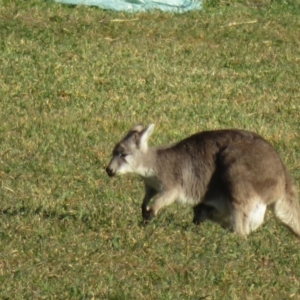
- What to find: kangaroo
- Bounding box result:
[106,124,300,237]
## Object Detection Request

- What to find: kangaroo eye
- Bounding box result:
[119,153,127,158]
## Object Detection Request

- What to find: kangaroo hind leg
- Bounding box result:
[231,200,266,237]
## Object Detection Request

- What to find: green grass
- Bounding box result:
[1,0,300,298]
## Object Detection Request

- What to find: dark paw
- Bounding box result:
[193,203,212,225]
[193,215,201,225]
[193,214,206,225]
[142,207,155,223]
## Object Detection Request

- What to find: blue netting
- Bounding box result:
[54,0,202,13]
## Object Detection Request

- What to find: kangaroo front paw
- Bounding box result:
[142,207,155,222]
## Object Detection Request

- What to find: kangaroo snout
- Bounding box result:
[106,166,115,177]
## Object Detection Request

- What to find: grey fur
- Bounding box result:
[106,124,300,237]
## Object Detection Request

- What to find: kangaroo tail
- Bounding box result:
[273,174,300,237]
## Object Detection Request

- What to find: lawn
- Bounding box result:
[0,0,300,299]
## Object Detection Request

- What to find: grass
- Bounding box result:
[0,0,300,298]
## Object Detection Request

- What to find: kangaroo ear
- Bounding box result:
[130,124,144,132]
[140,124,155,150]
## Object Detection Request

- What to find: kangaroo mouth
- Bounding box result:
[106,167,116,177]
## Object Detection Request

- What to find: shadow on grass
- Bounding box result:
[0,205,77,221]
[0,205,109,232]
[0,205,200,233]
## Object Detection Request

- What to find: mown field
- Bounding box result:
[0,0,300,299]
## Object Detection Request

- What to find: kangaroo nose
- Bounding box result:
[106,166,115,177]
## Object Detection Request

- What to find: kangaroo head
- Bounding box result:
[106,124,155,177]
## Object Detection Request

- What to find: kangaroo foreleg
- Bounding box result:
[142,189,179,222]
[141,186,158,221]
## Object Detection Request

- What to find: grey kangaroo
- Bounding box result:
[106,124,300,237]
